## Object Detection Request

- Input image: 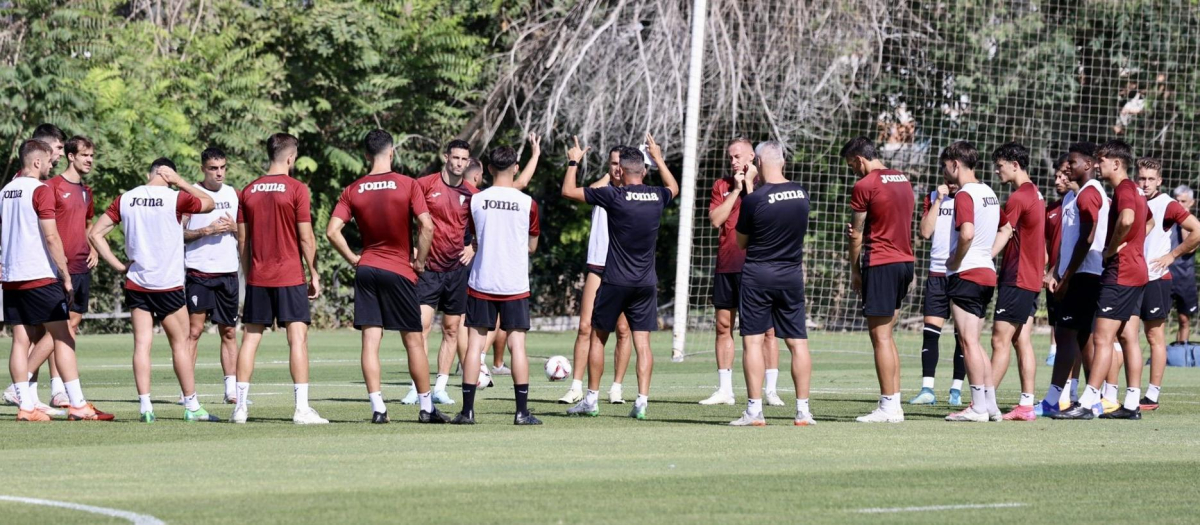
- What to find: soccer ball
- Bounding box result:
[477,362,492,390]
[544,355,571,381]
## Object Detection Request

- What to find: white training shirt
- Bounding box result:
[108,185,203,291]
[184,183,240,274]
[1057,179,1109,277]
[1145,193,1175,281]
[927,190,955,274]
[586,206,609,268]
[947,182,1000,278]
[0,176,58,283]
[467,186,540,297]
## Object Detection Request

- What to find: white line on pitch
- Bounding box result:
[0,495,165,524]
[854,502,1027,514]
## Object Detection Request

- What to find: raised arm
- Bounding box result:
[588,174,612,189]
[514,133,541,191]
[709,174,744,229]
[645,133,679,198]
[919,185,948,239]
[159,167,214,213]
[560,136,590,203]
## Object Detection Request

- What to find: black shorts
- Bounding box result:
[1054,273,1102,330]
[465,295,530,331]
[947,275,995,319]
[861,262,914,317]
[186,272,240,326]
[1141,279,1172,321]
[739,285,807,339]
[993,286,1037,324]
[4,283,69,326]
[922,274,950,319]
[1044,289,1058,325]
[712,272,741,310]
[243,284,311,326]
[69,273,90,314]
[126,288,186,319]
[593,283,657,332]
[1170,275,1199,317]
[417,267,468,315]
[1096,284,1144,322]
[354,266,421,332]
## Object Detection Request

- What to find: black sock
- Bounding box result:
[952,334,966,382]
[921,323,941,379]
[515,384,529,416]
[461,384,477,414]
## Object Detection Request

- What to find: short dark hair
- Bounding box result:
[64,136,94,157]
[18,139,52,164]
[363,129,393,158]
[150,157,177,173]
[465,158,483,173]
[1055,152,1070,170]
[1067,141,1097,159]
[265,133,299,162]
[1096,139,1134,172]
[201,146,226,165]
[617,146,645,175]
[1136,156,1162,173]
[939,141,978,170]
[31,123,66,144]
[840,136,878,161]
[609,145,623,156]
[486,146,518,171]
[444,139,471,155]
[992,142,1029,171]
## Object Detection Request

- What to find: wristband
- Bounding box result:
[568,160,578,167]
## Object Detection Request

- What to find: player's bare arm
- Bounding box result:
[736,231,749,251]
[86,219,99,269]
[1053,218,1095,297]
[414,212,433,274]
[560,136,590,203]
[40,216,73,297]
[159,166,216,214]
[514,132,541,191]
[529,234,539,254]
[948,220,975,272]
[992,222,1013,258]
[588,174,612,189]
[298,222,320,299]
[919,184,948,239]
[88,214,127,274]
[184,213,235,243]
[325,216,360,267]
[709,173,744,228]
[1152,214,1200,272]
[847,210,866,291]
[646,133,680,198]
[237,222,251,278]
[1102,208,1134,259]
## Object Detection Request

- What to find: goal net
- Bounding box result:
[676,0,1200,363]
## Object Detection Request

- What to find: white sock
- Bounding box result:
[747,398,763,416]
[368,391,386,413]
[796,398,810,414]
[880,393,900,413]
[27,381,41,404]
[764,369,779,393]
[951,379,964,391]
[294,383,310,411]
[50,376,65,396]
[15,382,34,411]
[1078,385,1101,408]
[970,385,988,414]
[1103,382,1118,403]
[138,394,153,414]
[1067,378,1080,401]
[235,382,250,410]
[1044,384,1063,405]
[418,391,433,412]
[635,394,648,408]
[434,374,449,392]
[1019,392,1034,406]
[1049,343,1057,355]
[585,389,599,405]
[610,382,622,391]
[922,377,935,389]
[64,379,85,408]
[1123,388,1141,411]
[224,376,236,399]
[183,393,200,411]
[570,379,583,391]
[1147,384,1161,403]
[717,369,733,394]
[984,386,998,414]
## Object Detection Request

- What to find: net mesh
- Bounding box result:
[681,0,1200,358]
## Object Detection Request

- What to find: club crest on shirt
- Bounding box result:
[880,174,908,184]
[358,180,396,193]
[625,192,660,202]
[249,182,286,193]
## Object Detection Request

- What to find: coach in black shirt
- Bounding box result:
[729,140,815,427]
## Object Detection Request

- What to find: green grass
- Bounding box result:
[3,330,1200,524]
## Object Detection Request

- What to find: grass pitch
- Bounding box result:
[3,329,1200,524]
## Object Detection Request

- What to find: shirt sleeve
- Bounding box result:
[735,195,754,236]
[31,185,55,219]
[104,196,122,224]
[922,193,933,216]
[1164,200,1190,230]
[584,186,613,208]
[176,192,204,214]
[529,200,541,236]
[849,178,872,213]
[409,180,429,217]
[331,187,353,223]
[295,183,312,223]
[953,192,975,228]
[236,188,246,224]
[709,180,725,214]
[659,186,675,205]
[1077,187,1102,224]
[1114,184,1136,214]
